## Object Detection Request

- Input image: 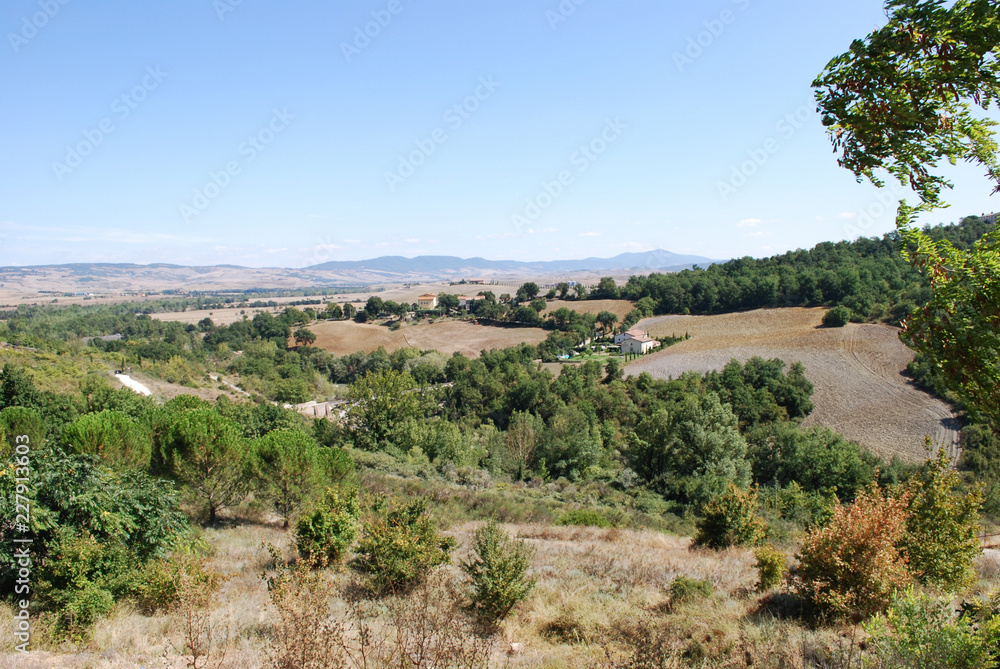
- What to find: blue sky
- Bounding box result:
[2,0,997,268]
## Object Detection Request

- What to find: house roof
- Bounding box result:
[418,294,437,299]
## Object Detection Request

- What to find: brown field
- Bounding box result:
[542,299,635,321]
[626,308,960,463]
[309,319,550,358]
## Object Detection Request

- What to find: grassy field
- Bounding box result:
[4,501,998,669]
[627,307,958,463]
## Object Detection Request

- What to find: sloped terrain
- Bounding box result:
[626,308,959,463]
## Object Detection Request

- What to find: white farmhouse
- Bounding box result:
[418,294,438,309]
[614,328,649,346]
[621,335,660,355]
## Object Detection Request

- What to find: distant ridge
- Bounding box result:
[305,249,721,274]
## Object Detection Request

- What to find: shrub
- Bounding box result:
[864,588,1000,669]
[556,508,612,528]
[35,531,137,636]
[900,449,983,593]
[294,490,361,566]
[822,306,851,327]
[262,544,346,669]
[461,519,535,624]
[693,484,767,549]
[132,556,224,614]
[795,485,912,620]
[667,576,712,608]
[355,498,455,595]
[753,545,787,592]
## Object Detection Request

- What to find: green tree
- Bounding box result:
[365,296,384,318]
[815,0,1000,429]
[900,449,983,592]
[293,328,317,347]
[249,430,328,528]
[63,411,153,470]
[0,364,39,410]
[461,519,535,624]
[629,393,750,507]
[516,282,540,302]
[596,310,618,335]
[324,303,343,320]
[437,293,460,311]
[346,369,420,451]
[593,277,619,300]
[556,282,570,299]
[163,409,249,524]
[529,297,547,313]
[342,303,356,320]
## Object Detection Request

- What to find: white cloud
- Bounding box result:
[737,218,762,228]
[578,231,602,237]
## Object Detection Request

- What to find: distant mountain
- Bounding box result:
[305,250,720,274]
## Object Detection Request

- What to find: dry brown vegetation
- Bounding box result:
[5,518,999,668]
[541,299,636,321]
[627,308,959,463]
[308,319,550,358]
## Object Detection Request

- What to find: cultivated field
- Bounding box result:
[309,319,550,358]
[542,299,636,321]
[627,308,960,463]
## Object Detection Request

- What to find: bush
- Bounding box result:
[461,519,535,624]
[693,484,767,549]
[795,485,911,620]
[864,588,1000,669]
[36,531,137,636]
[355,498,455,595]
[667,576,712,608]
[556,508,612,528]
[822,306,851,327]
[753,545,787,592]
[294,490,361,566]
[900,449,983,592]
[132,556,224,614]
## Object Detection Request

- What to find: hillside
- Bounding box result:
[627,308,959,463]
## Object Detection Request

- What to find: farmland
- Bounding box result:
[627,307,959,463]
[308,319,551,358]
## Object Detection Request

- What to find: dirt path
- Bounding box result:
[626,308,960,463]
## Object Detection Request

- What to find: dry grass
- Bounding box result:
[308,319,550,358]
[7,516,997,667]
[541,299,636,321]
[627,308,959,463]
